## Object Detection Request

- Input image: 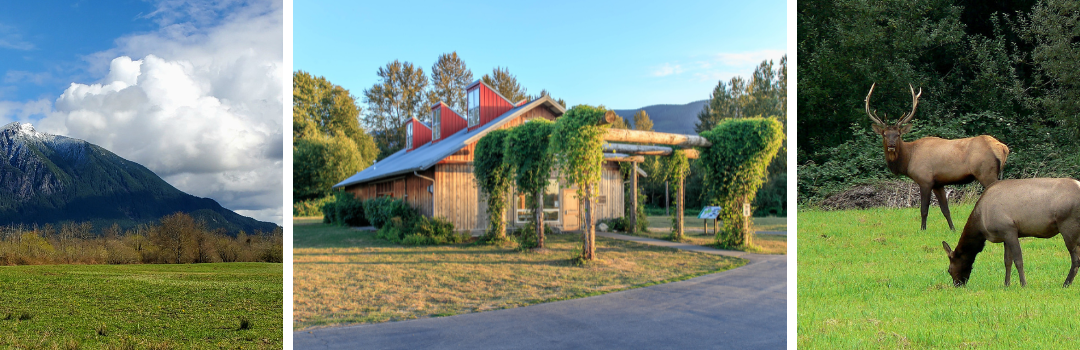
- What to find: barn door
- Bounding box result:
[562,189,579,231]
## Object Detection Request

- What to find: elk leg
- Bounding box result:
[1062,226,1080,287]
[1004,244,1013,287]
[919,185,932,230]
[1005,236,1027,287]
[933,187,955,231]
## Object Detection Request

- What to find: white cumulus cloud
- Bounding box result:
[31,0,284,225]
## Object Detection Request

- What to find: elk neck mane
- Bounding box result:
[884,139,914,176]
[953,212,988,263]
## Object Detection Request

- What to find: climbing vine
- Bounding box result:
[699,117,784,248]
[473,129,514,243]
[504,119,556,249]
[550,105,609,262]
[658,149,690,241]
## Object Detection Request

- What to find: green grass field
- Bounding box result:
[799,205,1080,348]
[0,263,282,349]
[630,215,787,255]
[293,219,745,330]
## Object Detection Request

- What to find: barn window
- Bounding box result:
[516,179,559,223]
[467,88,480,126]
[431,108,441,139]
[406,122,413,149]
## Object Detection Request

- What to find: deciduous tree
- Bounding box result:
[427,52,473,114]
[363,60,429,157]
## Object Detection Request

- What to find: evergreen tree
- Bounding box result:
[481,66,528,103]
[427,52,473,114]
[536,89,567,108]
[362,60,428,158]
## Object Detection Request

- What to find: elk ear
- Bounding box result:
[942,241,953,257]
[899,123,912,134]
[872,124,886,135]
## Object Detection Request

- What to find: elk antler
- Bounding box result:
[898,84,922,125]
[865,83,886,126]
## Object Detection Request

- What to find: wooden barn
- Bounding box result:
[333,80,629,234]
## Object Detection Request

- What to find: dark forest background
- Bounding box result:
[798,0,1080,204]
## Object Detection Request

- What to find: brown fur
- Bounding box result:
[866,84,1009,230]
[942,178,1080,287]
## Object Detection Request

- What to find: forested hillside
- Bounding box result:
[798,0,1080,204]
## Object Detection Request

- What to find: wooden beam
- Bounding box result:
[602,143,700,159]
[604,129,712,148]
[602,110,619,125]
[630,161,638,234]
[603,153,645,162]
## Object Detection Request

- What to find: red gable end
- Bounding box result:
[406,118,431,152]
[431,102,466,143]
[466,81,514,132]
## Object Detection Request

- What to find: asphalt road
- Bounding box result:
[294,233,787,350]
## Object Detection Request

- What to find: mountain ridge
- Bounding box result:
[0,122,278,235]
[612,100,707,135]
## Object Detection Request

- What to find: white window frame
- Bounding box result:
[515,179,560,223]
[432,108,441,139]
[468,88,480,126]
[406,122,413,149]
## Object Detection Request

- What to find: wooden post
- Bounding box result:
[676,176,684,240]
[630,161,638,234]
[535,189,544,249]
[583,184,595,260]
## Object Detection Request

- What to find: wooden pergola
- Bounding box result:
[599,111,711,235]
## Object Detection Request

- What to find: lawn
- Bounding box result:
[293,219,746,330]
[0,263,282,349]
[622,215,787,255]
[799,205,1080,348]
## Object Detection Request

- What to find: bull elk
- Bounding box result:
[865,83,1010,230]
[942,178,1080,287]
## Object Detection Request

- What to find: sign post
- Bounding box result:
[698,206,721,235]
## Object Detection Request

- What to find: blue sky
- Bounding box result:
[0,0,284,224]
[295,0,786,110]
[0,0,155,102]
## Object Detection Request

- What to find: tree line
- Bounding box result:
[294,52,563,204]
[0,212,283,265]
[799,0,1080,203]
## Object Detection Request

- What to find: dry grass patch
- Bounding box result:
[293,221,744,330]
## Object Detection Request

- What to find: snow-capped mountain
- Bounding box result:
[0,122,278,235]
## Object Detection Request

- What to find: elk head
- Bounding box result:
[866,83,922,162]
[942,241,972,287]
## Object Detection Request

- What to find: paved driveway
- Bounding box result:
[295,233,787,350]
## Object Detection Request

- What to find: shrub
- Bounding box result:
[375,215,462,245]
[362,197,417,228]
[321,191,368,227]
[512,223,553,250]
[294,195,335,217]
[597,217,628,232]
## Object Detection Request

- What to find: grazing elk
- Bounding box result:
[865,83,1010,230]
[942,178,1080,287]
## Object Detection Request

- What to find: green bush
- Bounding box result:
[294,195,335,217]
[321,191,368,227]
[375,215,463,245]
[362,197,418,228]
[512,223,553,250]
[597,217,628,232]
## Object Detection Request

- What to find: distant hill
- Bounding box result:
[0,122,279,235]
[612,100,707,135]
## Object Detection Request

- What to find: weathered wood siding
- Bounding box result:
[595,162,625,220]
[433,163,484,232]
[405,170,434,217]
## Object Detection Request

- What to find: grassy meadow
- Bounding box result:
[293,219,745,330]
[799,205,1080,348]
[0,263,282,349]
